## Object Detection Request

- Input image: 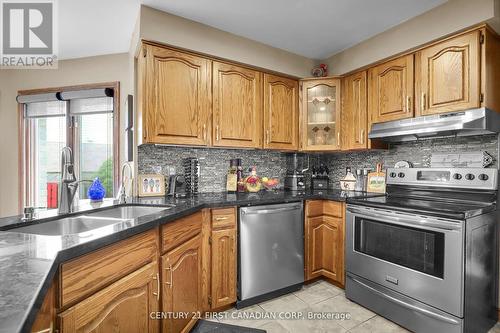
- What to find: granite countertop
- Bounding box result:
[0,190,381,333]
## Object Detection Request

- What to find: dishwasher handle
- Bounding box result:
[241,204,302,215]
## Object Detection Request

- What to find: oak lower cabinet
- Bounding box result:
[59,262,160,333]
[138,44,211,146]
[161,211,204,333]
[212,61,262,148]
[368,55,414,124]
[210,208,237,309]
[161,234,203,333]
[305,200,345,286]
[263,74,299,150]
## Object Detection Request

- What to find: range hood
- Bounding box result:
[368,108,500,142]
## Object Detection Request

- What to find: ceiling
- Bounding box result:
[59,0,447,60]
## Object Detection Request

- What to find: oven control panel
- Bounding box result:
[386,168,498,190]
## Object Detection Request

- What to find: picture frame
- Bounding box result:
[138,174,165,197]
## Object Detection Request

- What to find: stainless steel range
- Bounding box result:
[346,168,499,333]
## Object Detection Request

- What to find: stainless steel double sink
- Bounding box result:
[12,205,174,236]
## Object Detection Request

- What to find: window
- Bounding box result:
[19,83,119,210]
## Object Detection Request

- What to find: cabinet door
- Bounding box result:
[342,71,367,150]
[211,227,237,308]
[59,262,160,333]
[162,234,202,333]
[213,62,262,148]
[416,31,480,116]
[306,216,343,283]
[301,79,342,151]
[144,45,211,145]
[263,74,299,150]
[368,55,414,124]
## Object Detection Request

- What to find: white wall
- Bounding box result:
[137,5,315,78]
[0,53,131,217]
[323,0,498,75]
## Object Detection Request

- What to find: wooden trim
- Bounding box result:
[17,103,25,213]
[18,81,119,96]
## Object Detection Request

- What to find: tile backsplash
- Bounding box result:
[138,145,289,192]
[138,134,499,192]
[323,134,499,188]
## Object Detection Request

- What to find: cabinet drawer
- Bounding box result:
[162,211,203,252]
[60,229,157,308]
[306,200,343,218]
[211,207,236,229]
[323,201,343,218]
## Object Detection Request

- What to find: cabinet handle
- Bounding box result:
[215,216,228,221]
[165,264,173,288]
[406,96,412,113]
[152,273,160,300]
[360,129,365,145]
[337,132,340,147]
[216,125,220,141]
[203,124,207,142]
[266,130,270,144]
[421,93,426,111]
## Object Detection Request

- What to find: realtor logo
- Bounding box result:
[1,0,57,68]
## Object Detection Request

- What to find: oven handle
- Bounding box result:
[350,276,461,325]
[347,206,462,231]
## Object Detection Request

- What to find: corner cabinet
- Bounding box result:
[415,30,481,116]
[59,262,160,333]
[368,55,414,124]
[138,44,211,146]
[212,62,262,148]
[300,78,342,151]
[263,74,299,150]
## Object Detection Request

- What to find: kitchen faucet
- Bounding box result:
[117,162,133,204]
[58,147,91,214]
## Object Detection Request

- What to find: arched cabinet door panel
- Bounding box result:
[162,234,202,333]
[143,45,211,146]
[59,262,160,333]
[368,55,414,124]
[212,61,262,148]
[416,31,480,116]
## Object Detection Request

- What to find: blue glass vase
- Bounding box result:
[88,177,106,202]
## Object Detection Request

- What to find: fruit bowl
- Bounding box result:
[262,178,280,190]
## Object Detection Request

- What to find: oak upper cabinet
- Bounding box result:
[305,201,344,285]
[416,31,481,116]
[368,55,414,124]
[139,44,211,146]
[59,262,160,333]
[210,208,237,309]
[263,74,299,150]
[342,71,368,150]
[300,78,342,151]
[213,61,262,148]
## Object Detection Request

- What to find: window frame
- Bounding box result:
[18,82,120,211]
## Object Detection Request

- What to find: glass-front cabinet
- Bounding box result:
[300,78,342,151]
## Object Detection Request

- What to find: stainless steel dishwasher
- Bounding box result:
[238,202,304,308]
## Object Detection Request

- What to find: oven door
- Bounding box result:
[346,204,464,317]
